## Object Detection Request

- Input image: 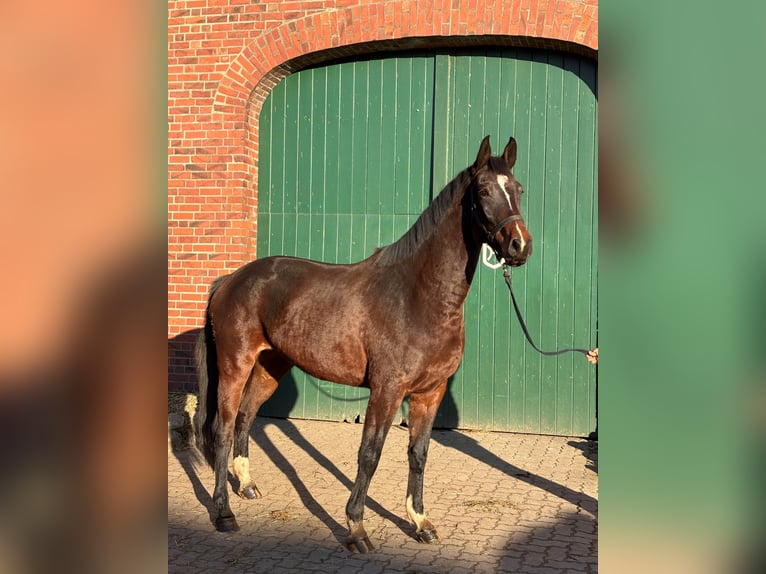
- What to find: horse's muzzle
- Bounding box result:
[504,238,532,267]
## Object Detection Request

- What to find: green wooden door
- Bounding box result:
[257,49,597,436]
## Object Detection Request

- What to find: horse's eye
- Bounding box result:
[478,188,490,198]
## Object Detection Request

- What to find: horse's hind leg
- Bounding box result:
[211,366,251,532]
[232,350,291,500]
[405,383,447,544]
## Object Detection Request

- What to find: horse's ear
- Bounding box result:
[503,137,517,169]
[473,135,492,172]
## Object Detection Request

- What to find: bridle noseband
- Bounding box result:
[484,214,524,242]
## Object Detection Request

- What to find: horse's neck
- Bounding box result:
[411,193,481,309]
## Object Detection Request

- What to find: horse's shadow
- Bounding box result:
[168,329,221,526]
[247,417,413,546]
[170,368,413,545]
[173,447,220,526]
[244,372,413,545]
[567,439,598,473]
[431,379,597,514]
[171,368,596,540]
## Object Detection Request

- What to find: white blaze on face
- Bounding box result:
[496,174,512,211]
[515,221,527,252]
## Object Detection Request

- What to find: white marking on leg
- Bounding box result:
[233,455,251,485]
[515,222,526,252]
[406,494,439,540]
[406,494,427,530]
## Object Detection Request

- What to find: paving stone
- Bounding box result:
[169,417,597,573]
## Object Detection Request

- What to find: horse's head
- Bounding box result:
[469,135,533,267]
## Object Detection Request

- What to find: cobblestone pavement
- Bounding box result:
[169,417,597,573]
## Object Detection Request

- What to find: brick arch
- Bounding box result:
[216,0,597,115]
[216,0,598,257]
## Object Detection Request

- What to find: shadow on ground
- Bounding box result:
[248,417,414,547]
[168,506,596,573]
[567,439,598,473]
[171,413,597,545]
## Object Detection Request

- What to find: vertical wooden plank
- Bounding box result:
[283,76,300,214]
[554,54,582,435]
[296,70,313,215]
[538,52,562,435]
[497,47,518,142]
[323,211,339,263]
[338,63,355,216]
[394,58,412,214]
[508,51,531,433]
[486,52,510,431]
[364,207,380,262]
[268,80,286,215]
[449,55,471,172]
[377,213,395,252]
[280,211,298,258]
[473,53,501,430]
[522,50,549,434]
[431,54,452,194]
[366,58,383,218]
[351,61,369,216]
[483,52,503,139]
[336,213,352,264]
[310,68,327,221]
[573,57,598,435]
[325,64,342,215]
[380,58,398,218]
[269,214,284,259]
[410,55,434,209]
[350,214,367,262]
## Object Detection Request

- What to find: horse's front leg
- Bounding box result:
[405,384,447,543]
[345,387,404,553]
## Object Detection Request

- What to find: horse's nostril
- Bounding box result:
[511,238,522,253]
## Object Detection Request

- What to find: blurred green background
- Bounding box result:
[600,2,766,572]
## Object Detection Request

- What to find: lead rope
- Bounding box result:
[501,262,598,363]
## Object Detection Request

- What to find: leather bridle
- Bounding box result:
[470,189,524,259]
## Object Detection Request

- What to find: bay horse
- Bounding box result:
[195,135,533,552]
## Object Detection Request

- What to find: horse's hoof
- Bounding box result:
[215,515,240,532]
[416,529,441,544]
[238,485,262,500]
[346,536,375,553]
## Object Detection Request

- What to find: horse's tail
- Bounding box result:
[194,275,229,468]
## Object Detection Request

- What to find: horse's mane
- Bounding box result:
[373,168,472,266]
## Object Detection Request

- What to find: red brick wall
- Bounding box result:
[168,0,598,391]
